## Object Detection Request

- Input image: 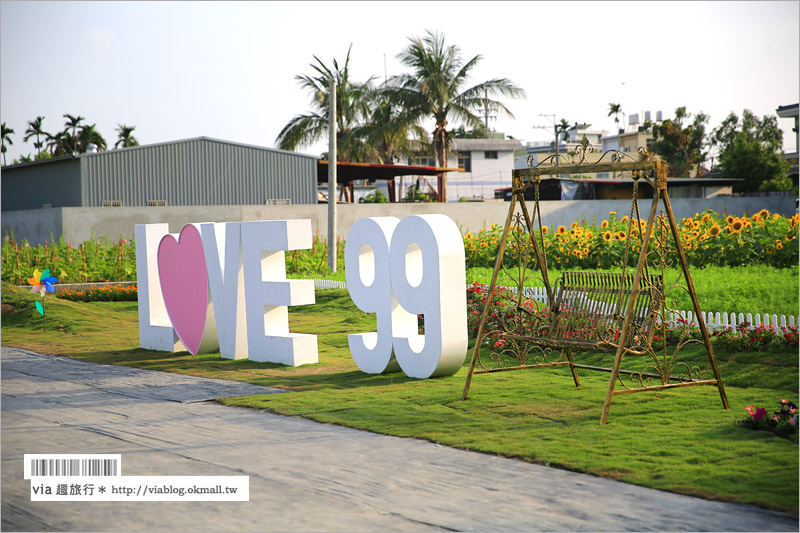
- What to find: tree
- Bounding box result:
[556,118,571,143]
[608,103,622,133]
[46,128,73,157]
[78,124,107,152]
[389,30,526,169]
[23,116,48,156]
[651,107,708,177]
[450,125,486,139]
[63,114,84,154]
[115,124,139,148]
[276,44,376,162]
[355,93,428,164]
[710,109,790,192]
[1,123,14,166]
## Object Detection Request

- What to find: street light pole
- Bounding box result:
[327,79,337,273]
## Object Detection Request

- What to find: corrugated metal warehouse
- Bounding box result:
[1,137,318,211]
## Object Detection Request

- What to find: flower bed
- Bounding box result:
[466,282,799,351]
[463,209,799,269]
[57,284,138,302]
[738,399,798,442]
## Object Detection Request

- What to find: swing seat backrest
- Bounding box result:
[547,271,664,352]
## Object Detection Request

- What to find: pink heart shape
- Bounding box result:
[157,225,209,354]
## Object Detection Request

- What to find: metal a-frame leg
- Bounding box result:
[600,181,663,424]
[462,192,519,401]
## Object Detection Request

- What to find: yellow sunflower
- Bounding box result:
[620,215,629,224]
[603,231,612,241]
[541,225,550,234]
[776,240,783,250]
[701,214,710,223]
[773,214,781,220]
[616,231,627,241]
[758,209,769,219]
[709,224,721,237]
[601,220,609,229]
[731,219,743,232]
[726,215,734,225]
[557,225,566,235]
[609,211,617,216]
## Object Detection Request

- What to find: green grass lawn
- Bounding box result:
[292,265,800,318]
[1,283,797,514]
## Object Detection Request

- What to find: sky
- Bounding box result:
[1,1,798,164]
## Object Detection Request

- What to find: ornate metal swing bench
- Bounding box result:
[461,138,729,424]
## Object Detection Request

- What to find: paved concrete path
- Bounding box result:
[3,347,797,532]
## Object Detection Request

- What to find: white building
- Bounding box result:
[446,137,522,200]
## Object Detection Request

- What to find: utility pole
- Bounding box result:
[532,114,559,155]
[327,79,337,273]
[483,89,496,138]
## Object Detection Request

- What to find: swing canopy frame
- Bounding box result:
[460,138,729,424]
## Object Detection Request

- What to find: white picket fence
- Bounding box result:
[311,279,347,290]
[503,284,797,331]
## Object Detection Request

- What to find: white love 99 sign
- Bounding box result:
[345,214,468,379]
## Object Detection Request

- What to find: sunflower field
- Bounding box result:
[463,209,799,270]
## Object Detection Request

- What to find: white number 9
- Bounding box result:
[345,214,468,379]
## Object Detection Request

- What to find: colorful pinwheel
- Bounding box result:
[28,269,58,329]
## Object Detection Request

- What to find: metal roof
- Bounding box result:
[1,136,319,171]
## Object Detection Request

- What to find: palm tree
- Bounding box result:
[46,128,71,156]
[23,116,48,156]
[115,124,139,148]
[556,118,571,144]
[388,31,526,168]
[355,93,428,164]
[608,103,622,133]
[63,114,84,154]
[1,123,14,166]
[276,44,376,162]
[78,124,107,152]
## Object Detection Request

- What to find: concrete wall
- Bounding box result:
[2,207,64,244]
[3,196,797,245]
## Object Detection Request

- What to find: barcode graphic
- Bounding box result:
[24,454,122,479]
[30,458,117,477]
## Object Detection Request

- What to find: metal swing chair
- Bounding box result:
[461,138,729,424]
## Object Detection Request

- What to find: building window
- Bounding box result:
[485,151,498,159]
[41,203,52,209]
[147,200,167,207]
[458,151,471,172]
[646,137,656,153]
[409,156,436,167]
[102,200,122,207]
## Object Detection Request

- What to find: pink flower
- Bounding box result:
[745,405,756,416]
[753,408,767,420]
